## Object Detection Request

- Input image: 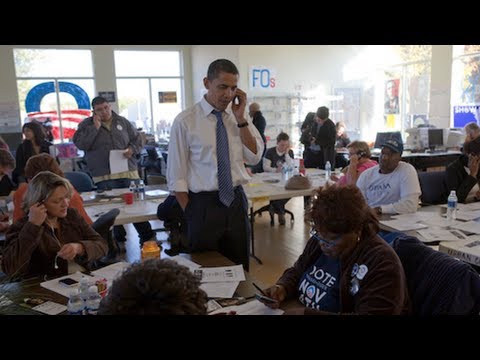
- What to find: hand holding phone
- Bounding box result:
[92,111,101,129]
[255,293,279,305]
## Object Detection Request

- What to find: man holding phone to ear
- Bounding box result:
[73,96,156,249]
[167,59,264,271]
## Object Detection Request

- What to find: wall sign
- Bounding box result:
[98,91,116,103]
[249,66,276,90]
[158,91,177,103]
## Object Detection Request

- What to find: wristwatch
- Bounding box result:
[237,122,249,128]
[375,206,382,215]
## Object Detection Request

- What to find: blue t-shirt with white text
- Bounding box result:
[297,253,340,313]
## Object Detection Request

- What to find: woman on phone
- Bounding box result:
[332,141,377,186]
[2,171,107,280]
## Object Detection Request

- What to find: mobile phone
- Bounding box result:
[255,293,278,305]
[233,96,239,105]
[58,278,78,287]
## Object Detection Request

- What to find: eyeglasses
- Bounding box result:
[310,228,342,248]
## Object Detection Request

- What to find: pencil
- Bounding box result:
[252,282,267,296]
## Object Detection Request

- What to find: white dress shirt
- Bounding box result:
[167,97,264,193]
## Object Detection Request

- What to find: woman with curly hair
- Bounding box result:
[99,258,208,315]
[258,185,409,315]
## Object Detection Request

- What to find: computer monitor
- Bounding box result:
[427,128,444,151]
[374,131,402,149]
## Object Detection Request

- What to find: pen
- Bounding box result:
[252,282,267,296]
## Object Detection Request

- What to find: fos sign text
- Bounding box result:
[249,66,276,90]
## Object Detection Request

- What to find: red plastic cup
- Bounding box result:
[123,192,134,205]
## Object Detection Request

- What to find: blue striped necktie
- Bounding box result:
[213,110,234,207]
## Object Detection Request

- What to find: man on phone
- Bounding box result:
[167,59,264,271]
[73,96,156,249]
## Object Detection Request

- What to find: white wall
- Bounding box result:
[191,45,240,103]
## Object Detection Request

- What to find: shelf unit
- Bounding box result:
[251,95,308,155]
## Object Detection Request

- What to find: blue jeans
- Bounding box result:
[95,178,155,244]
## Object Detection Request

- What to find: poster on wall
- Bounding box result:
[332,88,360,131]
[453,105,480,128]
[409,75,428,114]
[385,114,397,129]
[0,102,21,133]
[384,79,400,114]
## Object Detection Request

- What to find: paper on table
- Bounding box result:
[380,219,428,231]
[209,299,284,315]
[31,301,67,315]
[200,281,239,298]
[40,272,105,298]
[194,264,245,283]
[450,221,480,235]
[417,228,467,242]
[169,255,201,272]
[109,150,129,174]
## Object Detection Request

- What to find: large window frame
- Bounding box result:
[114,50,185,142]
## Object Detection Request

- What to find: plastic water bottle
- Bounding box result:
[67,289,85,315]
[282,163,290,182]
[138,179,145,201]
[78,277,90,301]
[129,181,137,200]
[86,286,102,315]
[446,190,458,221]
[325,161,332,181]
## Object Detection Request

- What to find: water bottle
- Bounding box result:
[325,161,332,181]
[138,179,145,201]
[78,277,90,301]
[129,181,137,201]
[67,289,85,315]
[86,286,102,315]
[282,163,289,182]
[446,190,458,221]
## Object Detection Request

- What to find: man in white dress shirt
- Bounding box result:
[167,59,264,271]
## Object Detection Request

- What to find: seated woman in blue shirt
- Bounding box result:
[258,185,410,315]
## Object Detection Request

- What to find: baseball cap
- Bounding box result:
[382,138,403,155]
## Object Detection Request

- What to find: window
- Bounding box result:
[13,48,95,143]
[114,50,183,142]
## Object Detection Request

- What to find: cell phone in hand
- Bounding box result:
[255,293,278,305]
[58,278,78,287]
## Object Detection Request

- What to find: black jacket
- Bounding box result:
[445,155,479,203]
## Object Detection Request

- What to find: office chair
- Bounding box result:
[392,234,480,315]
[89,208,121,268]
[417,171,447,205]
[252,204,294,226]
[64,171,96,193]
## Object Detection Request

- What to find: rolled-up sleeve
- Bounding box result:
[167,117,189,193]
